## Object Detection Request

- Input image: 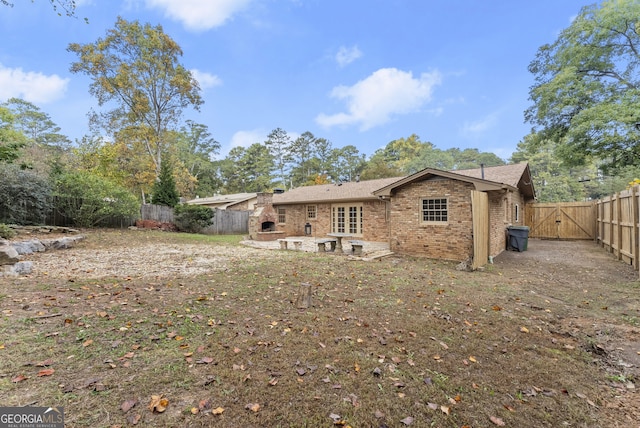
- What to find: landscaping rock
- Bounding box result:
[0,261,33,277]
[0,244,20,265]
[12,261,33,275]
[12,239,46,255]
[46,236,85,250]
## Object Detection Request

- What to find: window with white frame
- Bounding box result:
[421,198,448,223]
[306,205,317,220]
[277,207,286,224]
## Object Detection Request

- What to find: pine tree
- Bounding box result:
[151,159,179,207]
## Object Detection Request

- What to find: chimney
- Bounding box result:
[256,192,273,208]
[480,163,485,179]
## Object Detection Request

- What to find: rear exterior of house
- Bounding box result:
[373,163,535,262]
[248,163,535,266]
[254,177,401,241]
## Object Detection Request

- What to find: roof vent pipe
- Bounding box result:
[480,163,485,179]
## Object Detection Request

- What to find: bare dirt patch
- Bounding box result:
[1,229,639,427]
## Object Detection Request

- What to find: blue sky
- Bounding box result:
[0,0,590,161]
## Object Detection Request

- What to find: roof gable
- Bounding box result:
[373,163,535,199]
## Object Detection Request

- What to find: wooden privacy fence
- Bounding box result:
[204,209,250,235]
[595,186,640,268]
[141,204,249,235]
[141,204,174,223]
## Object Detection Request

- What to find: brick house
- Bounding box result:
[258,177,402,242]
[250,163,534,266]
[372,163,535,264]
[185,193,258,210]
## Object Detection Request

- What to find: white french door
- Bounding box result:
[331,204,363,235]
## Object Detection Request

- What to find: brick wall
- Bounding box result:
[389,178,474,261]
[488,191,508,257]
[273,200,389,241]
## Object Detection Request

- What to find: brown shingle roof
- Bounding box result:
[274,163,535,204]
[273,177,402,204]
[373,163,535,199]
[453,163,528,188]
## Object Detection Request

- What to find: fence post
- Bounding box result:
[615,192,622,260]
[632,186,639,269]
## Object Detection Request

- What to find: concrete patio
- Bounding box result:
[241,236,391,258]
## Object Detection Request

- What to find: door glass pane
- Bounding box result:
[349,206,358,234]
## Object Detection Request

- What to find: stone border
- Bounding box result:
[0,235,85,277]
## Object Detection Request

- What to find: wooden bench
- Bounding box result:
[316,238,337,252]
[349,240,364,256]
[277,238,303,250]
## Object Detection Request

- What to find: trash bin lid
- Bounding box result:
[508,226,529,231]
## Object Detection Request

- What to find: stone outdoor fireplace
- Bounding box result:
[248,193,284,241]
[261,221,276,232]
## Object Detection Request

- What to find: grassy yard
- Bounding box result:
[0,230,638,427]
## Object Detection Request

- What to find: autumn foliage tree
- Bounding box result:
[68,17,203,180]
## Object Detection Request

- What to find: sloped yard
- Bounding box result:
[0,229,638,427]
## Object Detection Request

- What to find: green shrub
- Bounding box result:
[0,165,52,225]
[174,204,213,233]
[54,171,140,227]
[0,223,16,239]
[151,159,180,207]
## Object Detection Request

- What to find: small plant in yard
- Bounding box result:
[0,223,15,239]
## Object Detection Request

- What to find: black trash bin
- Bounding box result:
[507,226,529,252]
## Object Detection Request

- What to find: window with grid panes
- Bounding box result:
[277,207,286,224]
[421,198,448,223]
[306,205,317,220]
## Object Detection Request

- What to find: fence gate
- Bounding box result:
[525,202,596,240]
[471,190,489,269]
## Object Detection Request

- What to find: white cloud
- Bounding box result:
[461,112,499,136]
[335,45,362,67]
[315,67,442,131]
[230,129,264,147]
[191,69,222,90]
[0,64,68,104]
[215,129,265,159]
[145,0,252,31]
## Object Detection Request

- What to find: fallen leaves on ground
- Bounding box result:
[121,399,138,413]
[400,416,414,425]
[149,394,169,413]
[37,368,54,377]
[246,403,260,412]
[490,415,506,426]
[11,374,28,383]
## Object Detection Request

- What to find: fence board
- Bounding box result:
[595,186,640,270]
[141,204,174,223]
[204,209,250,235]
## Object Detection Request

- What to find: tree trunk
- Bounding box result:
[296,282,312,309]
